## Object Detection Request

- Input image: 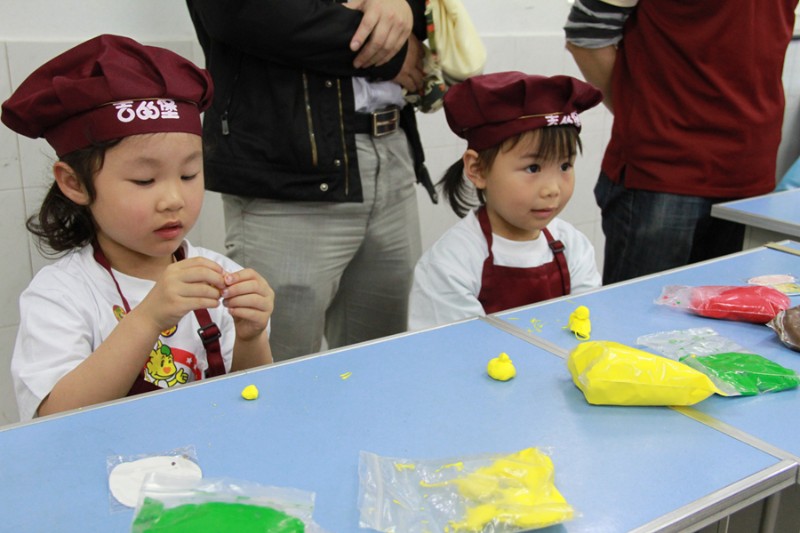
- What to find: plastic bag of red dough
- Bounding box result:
[655,285,791,324]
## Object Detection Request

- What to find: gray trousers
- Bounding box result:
[223,132,422,361]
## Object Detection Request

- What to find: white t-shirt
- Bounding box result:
[12,241,242,421]
[408,210,601,330]
[352,78,405,113]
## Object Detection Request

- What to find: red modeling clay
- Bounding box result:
[690,285,790,323]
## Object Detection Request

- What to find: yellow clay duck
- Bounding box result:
[568,305,591,340]
[487,353,516,381]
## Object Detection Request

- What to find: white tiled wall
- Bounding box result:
[1,4,799,427]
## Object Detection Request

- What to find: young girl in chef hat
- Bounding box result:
[408,72,602,330]
[2,34,274,421]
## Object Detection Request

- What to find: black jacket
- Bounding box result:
[187,0,436,203]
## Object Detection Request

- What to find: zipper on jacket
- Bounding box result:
[221,111,230,135]
[336,79,350,196]
[302,72,319,167]
[220,54,242,136]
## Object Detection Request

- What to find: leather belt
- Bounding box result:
[353,106,401,137]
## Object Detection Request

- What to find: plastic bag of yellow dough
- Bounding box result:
[567,341,719,406]
[358,447,574,532]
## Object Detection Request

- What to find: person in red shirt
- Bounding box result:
[565,0,799,283]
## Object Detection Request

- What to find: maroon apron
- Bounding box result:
[92,242,226,397]
[476,207,570,314]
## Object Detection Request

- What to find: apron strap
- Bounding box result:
[172,245,226,378]
[476,206,494,259]
[542,228,571,295]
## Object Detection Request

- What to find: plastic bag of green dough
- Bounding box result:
[680,352,800,396]
[131,474,329,533]
[358,447,575,533]
[567,341,720,406]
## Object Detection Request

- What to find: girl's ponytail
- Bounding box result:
[439,159,472,218]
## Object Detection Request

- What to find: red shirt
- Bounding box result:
[603,0,797,198]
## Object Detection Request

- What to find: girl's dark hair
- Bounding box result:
[439,125,583,218]
[26,139,121,255]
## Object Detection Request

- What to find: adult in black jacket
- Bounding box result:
[187,0,435,360]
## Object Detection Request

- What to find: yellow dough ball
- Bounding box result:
[241,384,259,400]
[487,353,516,381]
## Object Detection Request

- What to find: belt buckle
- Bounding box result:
[372,106,399,137]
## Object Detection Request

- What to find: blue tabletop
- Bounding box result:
[0,319,788,532]
[711,189,800,237]
[496,245,800,463]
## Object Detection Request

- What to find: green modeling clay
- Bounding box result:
[132,498,305,533]
[680,352,800,396]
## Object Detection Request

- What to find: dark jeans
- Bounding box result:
[595,172,745,284]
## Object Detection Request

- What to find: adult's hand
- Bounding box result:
[392,33,424,93]
[345,0,413,69]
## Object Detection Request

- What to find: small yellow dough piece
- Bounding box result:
[568,305,591,340]
[241,384,259,400]
[487,353,516,381]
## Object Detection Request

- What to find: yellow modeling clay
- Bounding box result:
[487,353,516,381]
[426,448,573,532]
[567,305,591,340]
[340,371,353,380]
[567,341,720,406]
[241,384,259,400]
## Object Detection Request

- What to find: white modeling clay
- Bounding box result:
[108,455,202,507]
[748,274,795,286]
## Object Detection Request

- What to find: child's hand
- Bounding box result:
[137,257,226,332]
[221,268,274,341]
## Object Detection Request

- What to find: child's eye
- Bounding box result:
[525,164,541,173]
[132,179,154,186]
[181,173,199,181]
[560,162,574,172]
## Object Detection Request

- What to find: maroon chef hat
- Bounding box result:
[443,72,602,151]
[1,34,213,157]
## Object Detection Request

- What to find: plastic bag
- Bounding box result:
[131,475,327,533]
[404,42,448,113]
[405,2,448,113]
[636,327,748,361]
[768,306,800,352]
[430,0,487,84]
[655,285,790,323]
[567,341,719,406]
[680,352,800,396]
[358,447,574,533]
[106,445,200,511]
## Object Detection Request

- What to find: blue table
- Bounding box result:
[711,189,800,248]
[0,319,793,532]
[493,244,800,467]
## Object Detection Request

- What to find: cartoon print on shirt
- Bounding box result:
[110,305,200,386]
[144,340,189,387]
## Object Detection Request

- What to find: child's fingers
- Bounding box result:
[223,268,270,286]
[169,259,226,289]
[226,306,266,324]
[222,270,274,299]
[223,291,272,314]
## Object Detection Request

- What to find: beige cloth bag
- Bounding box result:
[429,0,486,84]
